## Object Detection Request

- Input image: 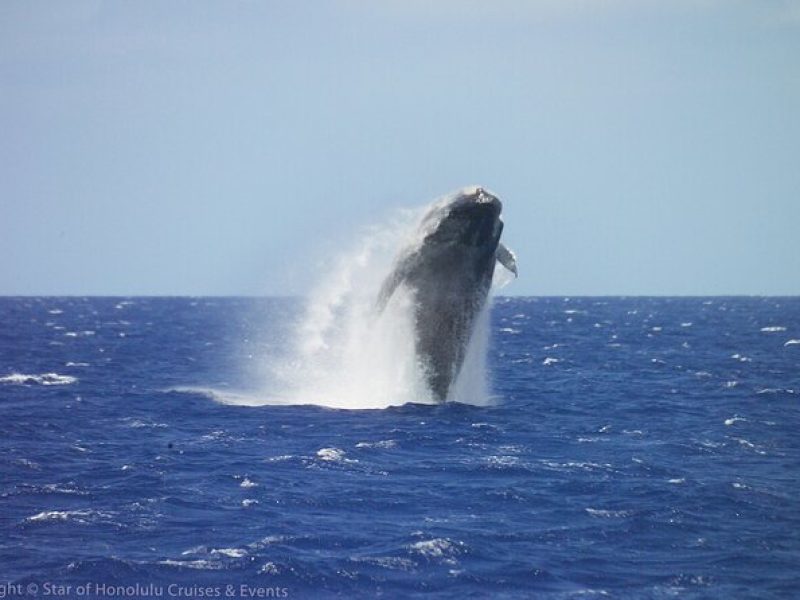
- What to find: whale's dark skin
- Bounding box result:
[377,187,517,402]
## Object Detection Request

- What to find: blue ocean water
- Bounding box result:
[1,296,798,599]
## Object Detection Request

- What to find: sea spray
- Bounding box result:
[268,201,502,409]
[213,200,501,409]
[272,208,436,409]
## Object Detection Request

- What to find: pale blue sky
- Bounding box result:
[2,1,799,296]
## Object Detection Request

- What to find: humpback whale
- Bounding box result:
[377,186,517,402]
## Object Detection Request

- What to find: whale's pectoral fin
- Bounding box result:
[496,242,518,277]
[376,252,416,313]
[376,272,402,313]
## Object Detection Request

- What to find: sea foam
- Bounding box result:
[0,373,77,386]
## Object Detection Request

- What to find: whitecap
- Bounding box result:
[25,509,112,524]
[355,440,397,449]
[259,562,281,575]
[409,538,463,559]
[27,510,84,523]
[158,559,222,571]
[732,438,766,455]
[497,444,523,453]
[542,460,613,472]
[247,535,290,550]
[38,483,88,495]
[263,455,294,463]
[760,326,786,332]
[499,327,521,334]
[351,556,415,571]
[585,508,631,518]
[730,354,752,363]
[482,455,520,468]
[542,357,560,366]
[724,416,746,426]
[316,447,355,463]
[211,547,247,558]
[239,478,258,489]
[784,339,800,347]
[123,418,167,429]
[510,356,533,364]
[470,422,497,430]
[0,373,77,386]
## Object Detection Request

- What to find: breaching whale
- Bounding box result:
[377,186,517,402]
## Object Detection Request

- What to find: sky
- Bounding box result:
[2,0,799,296]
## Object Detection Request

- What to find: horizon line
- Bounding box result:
[1,294,798,299]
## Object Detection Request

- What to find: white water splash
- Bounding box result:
[266,209,433,409]
[212,202,503,409]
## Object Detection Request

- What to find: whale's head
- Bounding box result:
[422,186,504,250]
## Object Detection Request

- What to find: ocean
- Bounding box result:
[1,296,798,598]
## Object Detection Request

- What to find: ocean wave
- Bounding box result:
[122,418,167,429]
[158,559,226,571]
[542,460,615,473]
[481,455,522,469]
[0,372,77,386]
[355,439,397,449]
[755,388,796,395]
[730,353,752,363]
[211,547,247,558]
[316,447,356,463]
[25,509,113,525]
[239,477,258,489]
[409,538,465,560]
[585,508,632,518]
[351,555,416,571]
